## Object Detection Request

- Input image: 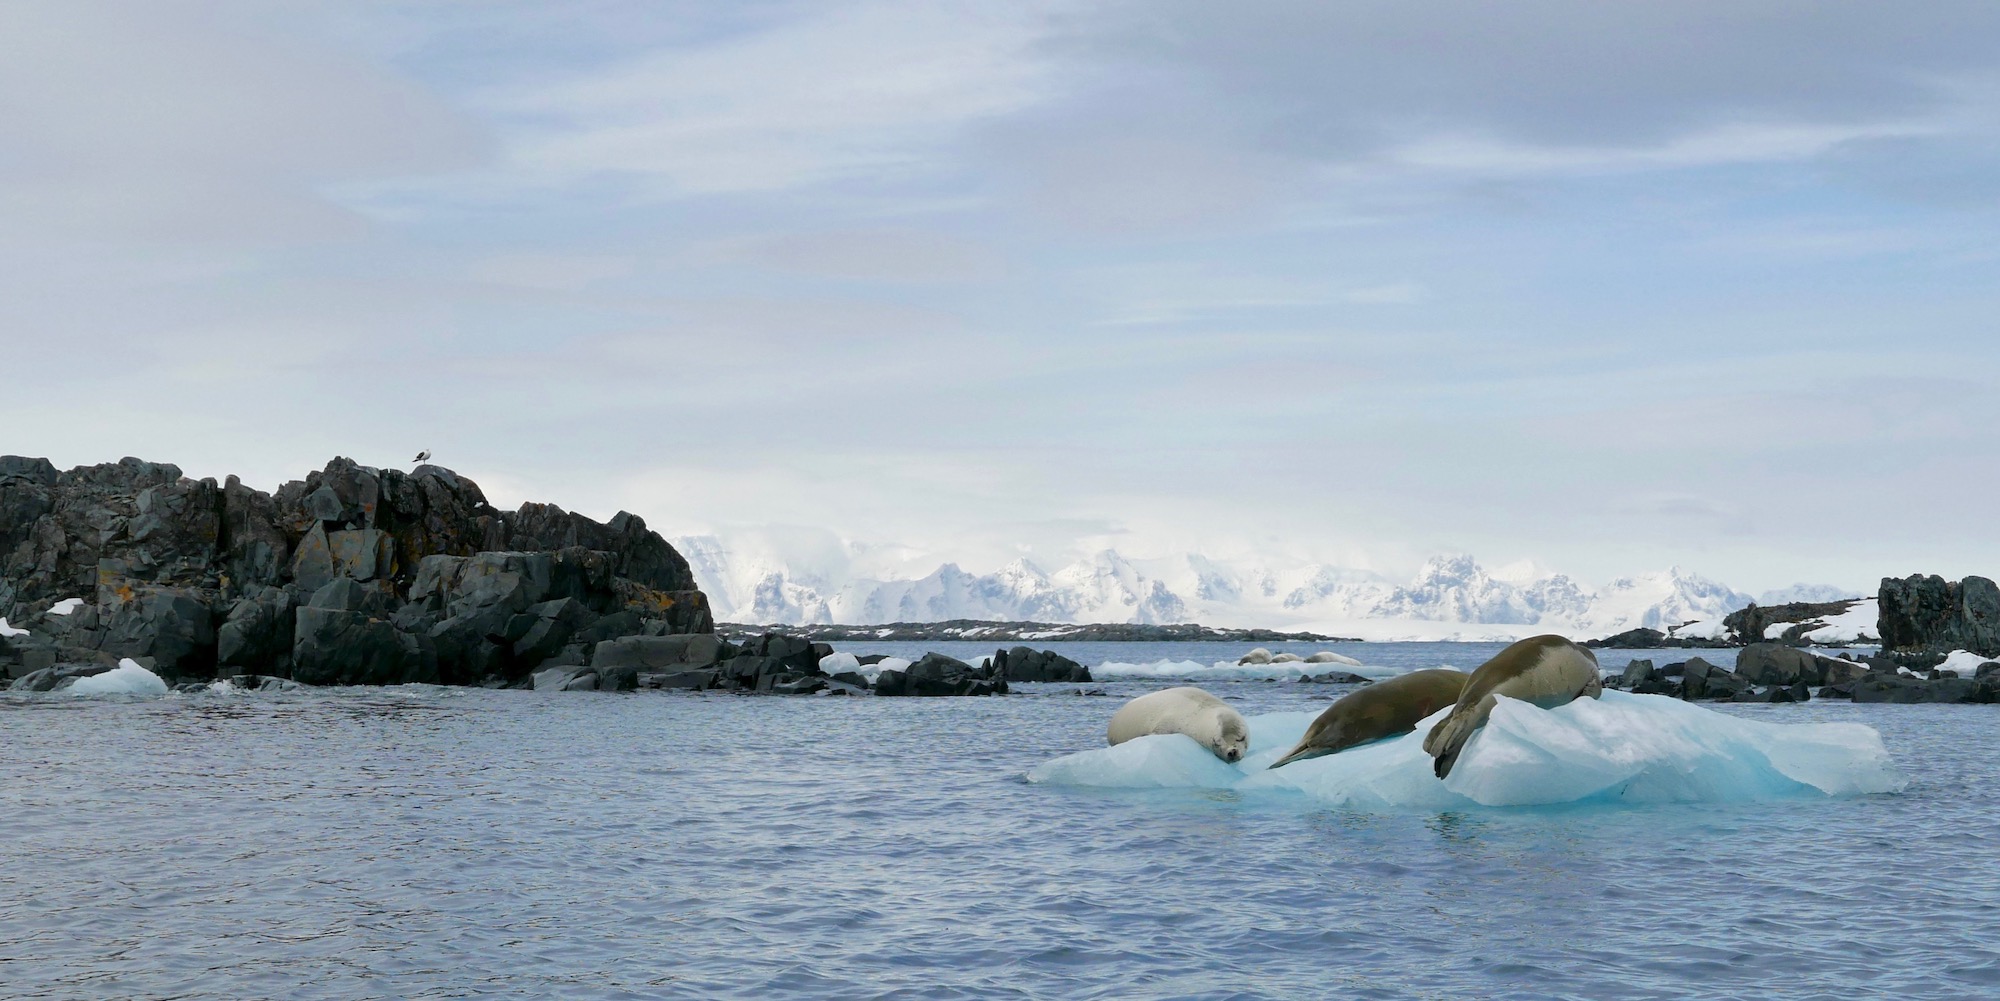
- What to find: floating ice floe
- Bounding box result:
[67,659,170,696]
[48,597,85,616]
[1091,658,1401,683]
[1027,690,1904,809]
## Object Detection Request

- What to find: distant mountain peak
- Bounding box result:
[675,535,1764,639]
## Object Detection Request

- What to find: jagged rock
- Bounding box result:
[592,634,723,673]
[1822,657,1869,686]
[875,652,1005,697]
[216,587,296,674]
[1851,672,1988,704]
[1879,575,2000,658]
[510,597,596,664]
[293,606,432,686]
[990,646,1091,683]
[646,668,718,690]
[505,504,695,594]
[1619,659,1656,687]
[98,587,215,678]
[1680,658,1748,700]
[1631,677,1681,697]
[1735,644,1823,686]
[1599,627,1668,648]
[10,662,115,692]
[574,610,646,649]
[734,634,820,674]
[0,455,714,685]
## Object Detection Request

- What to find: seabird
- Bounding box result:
[412,449,431,464]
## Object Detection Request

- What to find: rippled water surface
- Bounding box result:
[3,642,1994,1000]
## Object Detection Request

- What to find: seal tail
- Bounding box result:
[1424,710,1477,780]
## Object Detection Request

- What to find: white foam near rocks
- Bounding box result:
[67,659,170,696]
[1027,690,1904,810]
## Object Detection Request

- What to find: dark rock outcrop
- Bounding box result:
[1722,599,1868,646]
[875,653,1007,697]
[1879,575,2000,659]
[990,646,1091,683]
[0,455,714,686]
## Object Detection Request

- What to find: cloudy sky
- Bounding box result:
[6,0,1999,592]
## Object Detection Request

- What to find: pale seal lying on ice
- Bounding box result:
[1107,686,1250,763]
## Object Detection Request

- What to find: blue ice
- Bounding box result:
[1026,690,1905,809]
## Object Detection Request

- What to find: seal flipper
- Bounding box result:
[1269,744,1329,769]
[1433,744,1463,779]
[1423,697,1488,780]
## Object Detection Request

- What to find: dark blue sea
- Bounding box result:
[4,641,1992,1000]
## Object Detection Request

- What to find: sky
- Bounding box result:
[4,0,1999,593]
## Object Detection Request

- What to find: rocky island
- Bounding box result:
[0,455,1052,697]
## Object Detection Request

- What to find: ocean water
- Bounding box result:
[3,642,1988,1000]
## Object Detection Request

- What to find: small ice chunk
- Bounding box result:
[48,598,84,616]
[819,651,860,675]
[0,617,26,638]
[68,659,170,696]
[1939,650,1994,676]
[837,656,909,683]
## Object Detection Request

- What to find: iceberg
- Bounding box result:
[67,659,171,696]
[1027,690,1904,810]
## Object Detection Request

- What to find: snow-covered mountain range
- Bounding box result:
[673,536,1827,641]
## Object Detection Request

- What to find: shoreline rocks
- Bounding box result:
[1604,642,2000,704]
[2,455,712,690]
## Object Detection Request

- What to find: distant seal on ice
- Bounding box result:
[1238,648,1273,665]
[1107,686,1250,763]
[1269,669,1469,769]
[1306,651,1362,666]
[1422,635,1602,779]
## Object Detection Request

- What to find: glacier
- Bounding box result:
[676,535,1780,639]
[1026,691,1904,810]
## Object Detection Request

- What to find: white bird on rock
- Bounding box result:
[412,449,431,464]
